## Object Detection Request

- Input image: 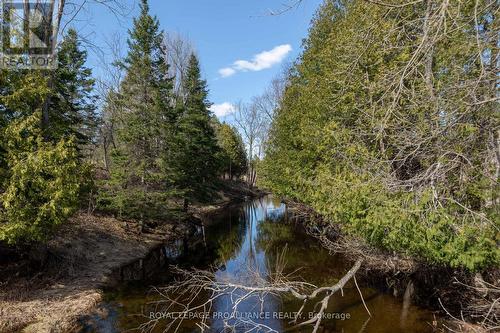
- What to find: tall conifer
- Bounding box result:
[48,29,98,150]
[114,0,174,186]
[175,54,220,200]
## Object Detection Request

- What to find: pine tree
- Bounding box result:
[98,0,178,220]
[0,27,98,245]
[113,0,174,186]
[175,54,220,200]
[48,29,98,149]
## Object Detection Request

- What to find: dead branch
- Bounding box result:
[141,258,366,333]
[266,0,304,16]
[451,277,500,331]
[365,0,424,8]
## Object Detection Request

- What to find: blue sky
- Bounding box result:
[77,0,323,119]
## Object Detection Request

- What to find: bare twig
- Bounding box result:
[142,258,366,333]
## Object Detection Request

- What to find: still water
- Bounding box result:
[88,196,440,333]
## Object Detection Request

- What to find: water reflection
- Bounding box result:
[95,196,439,333]
[211,197,285,332]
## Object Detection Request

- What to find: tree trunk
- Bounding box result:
[102,132,110,171]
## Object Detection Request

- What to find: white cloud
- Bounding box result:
[210,102,235,118]
[219,67,236,78]
[219,44,292,78]
[234,44,292,71]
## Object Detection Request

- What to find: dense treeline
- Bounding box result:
[0,0,247,245]
[97,0,246,219]
[260,0,499,270]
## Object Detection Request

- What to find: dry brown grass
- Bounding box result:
[0,213,174,333]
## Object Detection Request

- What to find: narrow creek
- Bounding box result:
[83,195,441,332]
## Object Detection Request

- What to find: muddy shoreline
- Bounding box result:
[0,182,263,333]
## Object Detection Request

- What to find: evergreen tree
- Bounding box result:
[216,122,247,179]
[98,0,178,220]
[113,0,174,186]
[260,0,499,270]
[0,72,88,244]
[0,71,11,188]
[1,113,84,244]
[40,29,99,152]
[0,27,98,245]
[175,54,220,200]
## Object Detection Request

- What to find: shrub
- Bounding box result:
[0,113,88,244]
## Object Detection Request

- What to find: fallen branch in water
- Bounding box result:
[138,255,367,333]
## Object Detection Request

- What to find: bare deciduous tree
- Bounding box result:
[252,68,290,157]
[163,32,194,99]
[94,32,126,170]
[234,101,266,186]
[233,70,289,186]
[19,0,129,132]
[266,0,305,16]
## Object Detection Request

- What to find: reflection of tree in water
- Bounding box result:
[256,220,294,251]
[256,219,353,288]
[214,221,245,265]
[111,196,440,333]
[245,199,260,267]
[208,197,275,269]
[209,208,247,265]
[253,219,375,333]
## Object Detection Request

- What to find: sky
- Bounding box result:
[76,0,323,120]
